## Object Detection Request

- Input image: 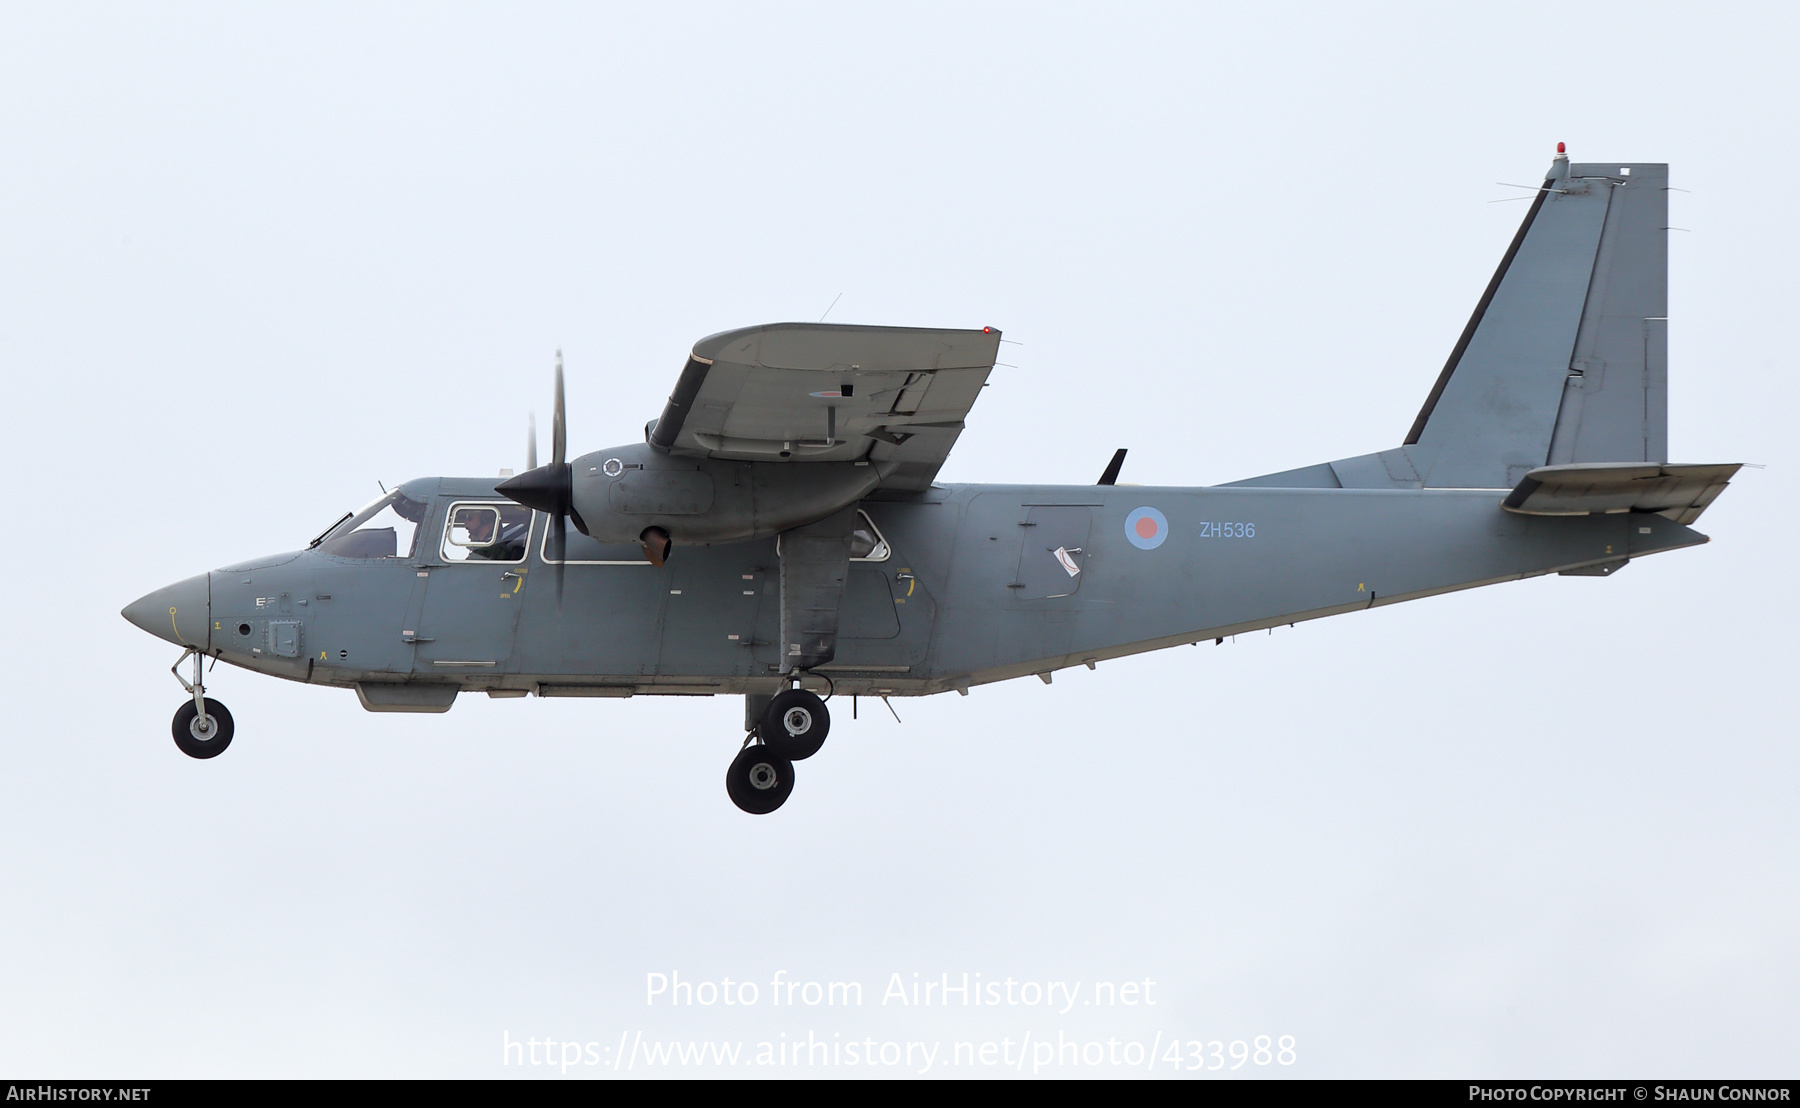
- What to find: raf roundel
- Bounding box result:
[1124,506,1168,550]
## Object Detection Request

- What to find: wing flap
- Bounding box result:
[1502,462,1741,525]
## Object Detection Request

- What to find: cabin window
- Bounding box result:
[849,510,891,561]
[441,501,532,563]
[313,490,427,560]
[772,509,892,562]
[539,526,654,565]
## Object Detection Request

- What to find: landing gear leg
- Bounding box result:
[744,692,773,738]
[170,648,234,760]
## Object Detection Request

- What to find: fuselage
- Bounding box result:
[126,475,1707,710]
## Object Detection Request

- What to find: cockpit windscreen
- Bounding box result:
[312,490,428,559]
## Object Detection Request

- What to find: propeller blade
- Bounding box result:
[551,510,565,602]
[527,412,538,471]
[497,352,574,605]
[552,349,567,469]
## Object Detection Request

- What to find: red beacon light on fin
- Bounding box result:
[1557,142,1566,154]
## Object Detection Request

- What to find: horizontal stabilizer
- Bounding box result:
[1501,462,1740,525]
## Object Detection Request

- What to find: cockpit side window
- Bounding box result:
[441,501,532,563]
[314,491,427,560]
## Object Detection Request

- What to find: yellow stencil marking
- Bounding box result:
[1357,583,1365,591]
[169,607,180,638]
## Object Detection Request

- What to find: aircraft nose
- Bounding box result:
[122,573,211,649]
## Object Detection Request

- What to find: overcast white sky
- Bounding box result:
[2,1,1795,1079]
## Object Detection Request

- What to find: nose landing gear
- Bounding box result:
[173,698,235,759]
[169,648,234,760]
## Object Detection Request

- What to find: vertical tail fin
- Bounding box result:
[1229,150,1670,491]
[1405,152,1668,486]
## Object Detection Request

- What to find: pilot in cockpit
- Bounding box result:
[458,506,531,561]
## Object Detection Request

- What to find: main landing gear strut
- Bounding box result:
[170,648,234,760]
[726,683,831,814]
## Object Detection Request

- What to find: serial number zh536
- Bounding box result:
[1198,522,1255,538]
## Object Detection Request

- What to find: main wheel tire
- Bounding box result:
[761,688,829,760]
[726,745,795,814]
[172,699,235,760]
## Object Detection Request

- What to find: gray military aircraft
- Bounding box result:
[124,148,1737,813]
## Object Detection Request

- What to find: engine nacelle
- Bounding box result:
[565,443,883,546]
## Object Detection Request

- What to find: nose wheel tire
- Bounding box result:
[726,745,795,814]
[172,700,235,760]
[760,688,830,761]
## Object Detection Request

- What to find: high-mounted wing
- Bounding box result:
[647,322,1002,491]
